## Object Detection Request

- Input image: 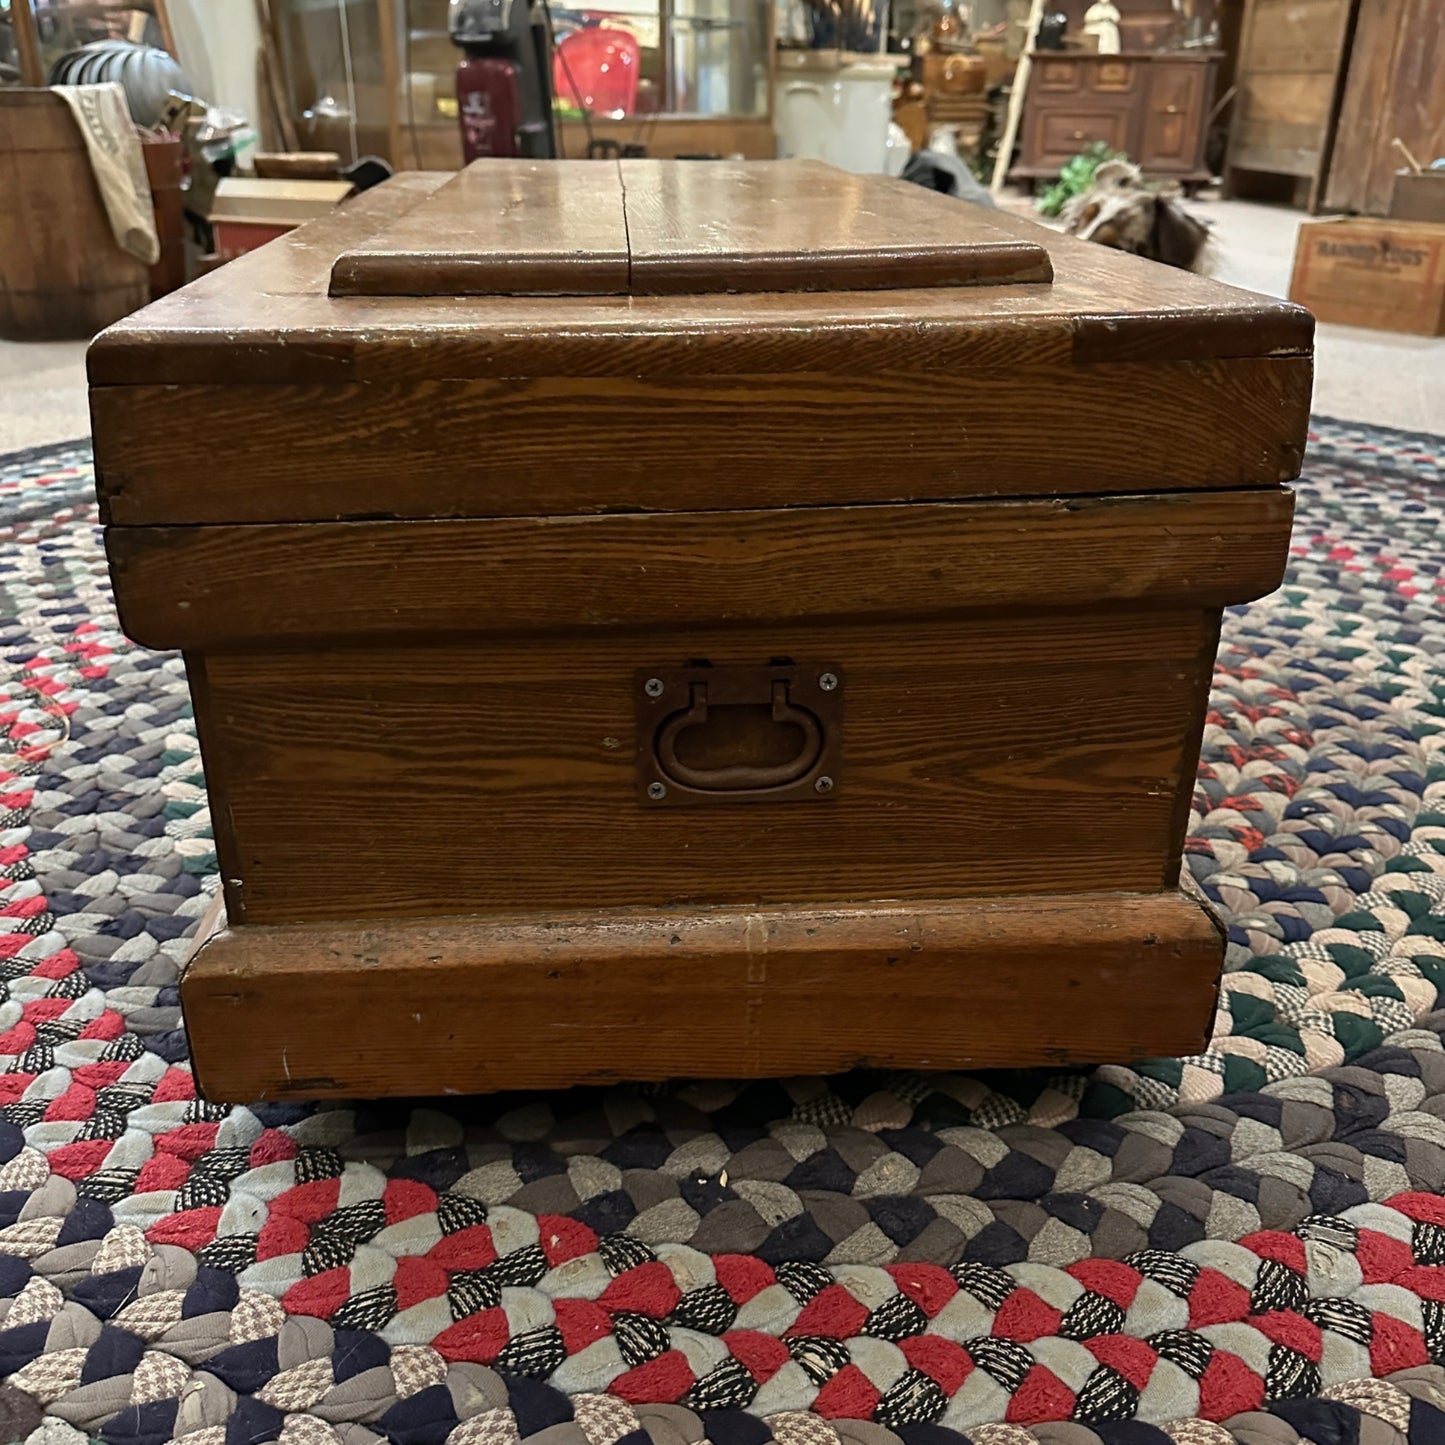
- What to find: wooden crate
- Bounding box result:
[1289,215,1445,335]
[208,177,352,261]
[1390,173,1445,225]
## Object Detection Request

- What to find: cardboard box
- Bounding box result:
[1289,216,1445,336]
[208,178,353,262]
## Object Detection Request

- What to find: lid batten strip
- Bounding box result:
[327,159,1054,299]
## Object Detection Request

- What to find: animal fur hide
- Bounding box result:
[1061,159,1211,272]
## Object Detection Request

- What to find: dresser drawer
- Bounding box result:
[1034,107,1131,160]
[1034,57,1083,91]
[1090,58,1137,92]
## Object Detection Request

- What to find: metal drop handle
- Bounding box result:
[655,680,824,792]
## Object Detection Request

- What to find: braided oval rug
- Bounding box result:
[1,419,1444,1445]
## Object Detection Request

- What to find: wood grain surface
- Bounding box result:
[330,160,1051,297]
[329,161,631,297]
[193,607,1219,925]
[88,163,1302,1101]
[2,91,150,341]
[93,356,1310,525]
[108,489,1294,650]
[87,163,1312,532]
[181,888,1224,1099]
[1322,0,1444,216]
[7,2,43,85]
[618,160,1053,295]
[86,170,1313,389]
[1223,0,1355,208]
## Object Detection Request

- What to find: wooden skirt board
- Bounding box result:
[180,888,1226,1101]
[90,162,1311,1099]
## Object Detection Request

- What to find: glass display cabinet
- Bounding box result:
[4,0,775,162]
[378,0,775,166]
[270,0,392,162]
[379,0,458,165]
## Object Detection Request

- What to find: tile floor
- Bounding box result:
[0,337,91,454]
[1,197,1440,454]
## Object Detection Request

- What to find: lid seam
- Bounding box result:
[617,157,633,292]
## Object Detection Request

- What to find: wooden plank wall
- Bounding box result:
[1223,0,1355,207]
[1323,0,1445,215]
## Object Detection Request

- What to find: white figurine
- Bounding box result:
[1083,0,1122,52]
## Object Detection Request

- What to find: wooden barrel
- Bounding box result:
[0,90,151,341]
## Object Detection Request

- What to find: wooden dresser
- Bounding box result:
[1010,51,1220,187]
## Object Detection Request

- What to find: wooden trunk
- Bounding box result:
[89,160,1312,1102]
[0,90,151,341]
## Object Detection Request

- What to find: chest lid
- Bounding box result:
[90,160,1313,527]
[327,159,1054,298]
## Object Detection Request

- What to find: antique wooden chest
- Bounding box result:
[89,160,1312,1101]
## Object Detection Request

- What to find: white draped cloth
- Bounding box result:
[51,82,161,266]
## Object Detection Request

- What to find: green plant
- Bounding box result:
[1035,141,1127,217]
